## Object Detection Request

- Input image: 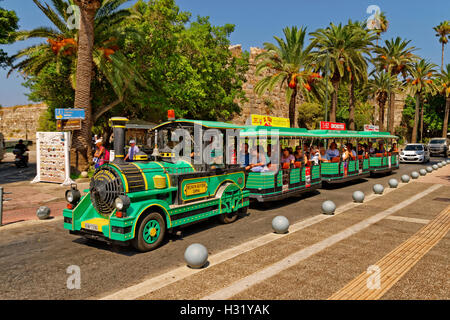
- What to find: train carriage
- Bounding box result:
[363,131,400,174]
[240,126,322,202]
[63,117,250,252]
[308,129,372,183]
[63,115,399,252]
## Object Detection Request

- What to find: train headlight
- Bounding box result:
[115,195,131,212]
[65,187,81,206]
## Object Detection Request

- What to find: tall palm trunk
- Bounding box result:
[288,88,298,128]
[442,43,445,72]
[443,96,450,138]
[420,102,424,142]
[412,93,421,143]
[330,75,340,122]
[71,1,100,172]
[348,79,355,130]
[388,92,395,133]
[377,94,386,132]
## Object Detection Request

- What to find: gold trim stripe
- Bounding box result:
[328,205,450,300]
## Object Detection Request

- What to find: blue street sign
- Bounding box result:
[55,108,85,120]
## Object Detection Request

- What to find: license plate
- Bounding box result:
[85,223,98,231]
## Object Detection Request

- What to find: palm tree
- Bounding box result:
[433,21,450,71]
[368,11,388,46]
[344,21,376,130]
[404,59,438,143]
[310,23,372,123]
[10,0,141,170]
[366,70,400,131]
[373,37,417,133]
[437,64,450,137]
[254,26,324,128]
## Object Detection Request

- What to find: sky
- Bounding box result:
[0,0,449,107]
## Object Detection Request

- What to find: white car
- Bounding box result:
[400,144,430,163]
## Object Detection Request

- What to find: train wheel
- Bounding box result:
[217,183,241,224]
[132,212,166,252]
[218,210,238,224]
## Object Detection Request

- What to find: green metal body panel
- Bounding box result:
[246,165,321,201]
[64,159,249,243]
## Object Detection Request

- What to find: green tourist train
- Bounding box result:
[63,116,399,252]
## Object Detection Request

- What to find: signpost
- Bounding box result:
[57,119,82,131]
[320,121,346,131]
[249,114,290,128]
[364,124,380,132]
[55,108,85,120]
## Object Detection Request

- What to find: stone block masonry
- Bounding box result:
[231,45,303,126]
[0,103,48,141]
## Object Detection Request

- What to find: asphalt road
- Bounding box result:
[0,157,446,300]
[0,152,37,185]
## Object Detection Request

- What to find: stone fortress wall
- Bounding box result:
[0,104,47,141]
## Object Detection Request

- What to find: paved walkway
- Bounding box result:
[1,175,89,227]
[102,164,450,300]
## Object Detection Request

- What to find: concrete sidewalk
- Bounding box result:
[100,165,450,300]
[417,162,450,185]
[1,179,89,227]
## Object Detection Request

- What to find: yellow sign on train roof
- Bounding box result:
[250,114,290,128]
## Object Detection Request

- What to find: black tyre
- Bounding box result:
[132,212,166,252]
[218,209,238,224]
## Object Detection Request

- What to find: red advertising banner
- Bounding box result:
[320,121,346,131]
[305,167,311,188]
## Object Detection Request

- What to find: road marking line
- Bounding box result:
[201,184,442,300]
[385,216,430,224]
[99,180,419,300]
[100,214,329,300]
[328,205,450,300]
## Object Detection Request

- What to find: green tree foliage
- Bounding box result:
[122,0,249,123]
[0,1,18,68]
[402,94,445,142]
[23,60,75,130]
[254,26,325,128]
[297,102,324,129]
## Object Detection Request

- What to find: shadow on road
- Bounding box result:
[0,158,36,185]
[250,189,321,211]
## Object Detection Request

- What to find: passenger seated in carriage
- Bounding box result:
[246,146,269,172]
[390,143,398,153]
[341,145,351,161]
[357,143,365,156]
[376,141,387,154]
[294,146,306,163]
[240,142,250,167]
[325,142,340,161]
[347,143,357,158]
[309,146,323,165]
[281,148,295,169]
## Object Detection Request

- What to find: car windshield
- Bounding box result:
[429,139,446,144]
[404,145,423,151]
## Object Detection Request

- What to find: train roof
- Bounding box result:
[152,119,248,130]
[241,127,398,139]
[307,129,398,139]
[241,126,315,137]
